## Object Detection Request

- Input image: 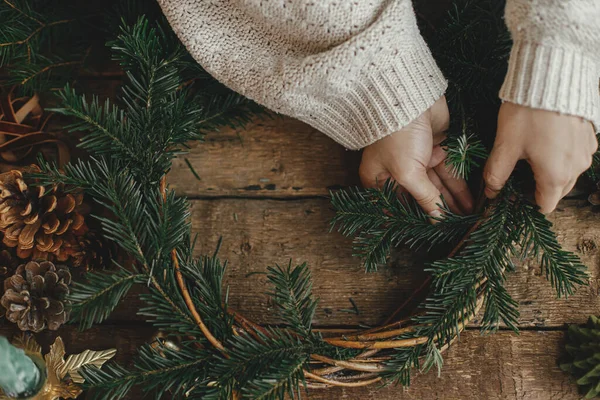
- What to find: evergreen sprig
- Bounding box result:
[330,179,478,271]
[80,342,210,400]
[267,262,318,336]
[19,0,596,398]
[67,267,146,330]
[0,0,111,93]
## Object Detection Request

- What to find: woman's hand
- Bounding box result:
[484,102,597,214]
[359,96,474,218]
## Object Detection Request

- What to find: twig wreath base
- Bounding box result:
[166,182,487,391]
[19,8,591,398]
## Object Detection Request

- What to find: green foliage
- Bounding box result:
[330,179,478,271]
[513,195,588,297]
[0,0,115,93]
[208,328,312,400]
[267,262,318,336]
[443,132,487,180]
[182,251,235,343]
[81,342,210,400]
[21,0,595,398]
[68,267,146,330]
[560,316,600,399]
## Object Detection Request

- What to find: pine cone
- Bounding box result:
[61,231,114,270]
[0,248,17,290]
[560,316,600,398]
[0,260,71,332]
[0,166,89,263]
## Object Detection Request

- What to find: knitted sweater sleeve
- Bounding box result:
[501,0,600,130]
[157,0,447,150]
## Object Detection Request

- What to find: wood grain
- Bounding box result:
[168,116,361,198]
[0,326,581,400]
[103,198,600,328]
[308,330,578,400]
[183,198,600,328]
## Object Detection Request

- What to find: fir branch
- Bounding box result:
[515,197,588,297]
[266,262,318,337]
[0,0,109,93]
[51,86,139,163]
[420,193,518,341]
[381,345,423,386]
[68,268,146,330]
[331,179,478,271]
[182,251,235,343]
[480,281,519,333]
[212,328,312,400]
[138,279,202,337]
[81,343,209,400]
[443,132,487,180]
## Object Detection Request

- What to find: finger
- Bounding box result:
[483,143,521,199]
[434,162,474,214]
[359,164,390,189]
[394,167,444,219]
[428,145,447,168]
[535,181,563,214]
[561,178,577,198]
[427,169,461,215]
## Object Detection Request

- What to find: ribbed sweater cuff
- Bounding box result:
[306,35,447,150]
[500,39,600,132]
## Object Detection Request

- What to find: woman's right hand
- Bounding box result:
[359,96,474,219]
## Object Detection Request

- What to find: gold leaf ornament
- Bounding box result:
[2,335,116,400]
[59,348,117,384]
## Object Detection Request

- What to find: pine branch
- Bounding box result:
[331,179,479,271]
[422,193,518,339]
[381,345,423,386]
[515,197,588,297]
[182,251,235,343]
[267,262,318,337]
[81,342,209,400]
[138,277,203,337]
[0,0,109,93]
[211,328,312,400]
[443,132,487,180]
[68,268,146,330]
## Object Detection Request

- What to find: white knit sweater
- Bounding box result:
[158,0,600,150]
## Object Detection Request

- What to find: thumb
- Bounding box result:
[483,143,520,199]
[396,168,444,219]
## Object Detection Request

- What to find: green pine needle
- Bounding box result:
[267,262,318,337]
[68,267,145,330]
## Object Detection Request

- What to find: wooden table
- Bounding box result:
[3,110,598,399]
[1,1,599,394]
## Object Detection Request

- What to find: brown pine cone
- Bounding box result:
[0,248,17,290]
[0,166,89,263]
[1,260,71,332]
[61,231,114,270]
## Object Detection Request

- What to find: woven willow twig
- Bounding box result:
[155,174,494,389]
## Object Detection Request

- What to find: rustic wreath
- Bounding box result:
[1,3,593,398]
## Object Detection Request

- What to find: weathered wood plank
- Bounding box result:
[308,330,579,400]
[185,198,600,328]
[105,198,600,327]
[188,198,427,327]
[168,116,361,198]
[0,326,582,400]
